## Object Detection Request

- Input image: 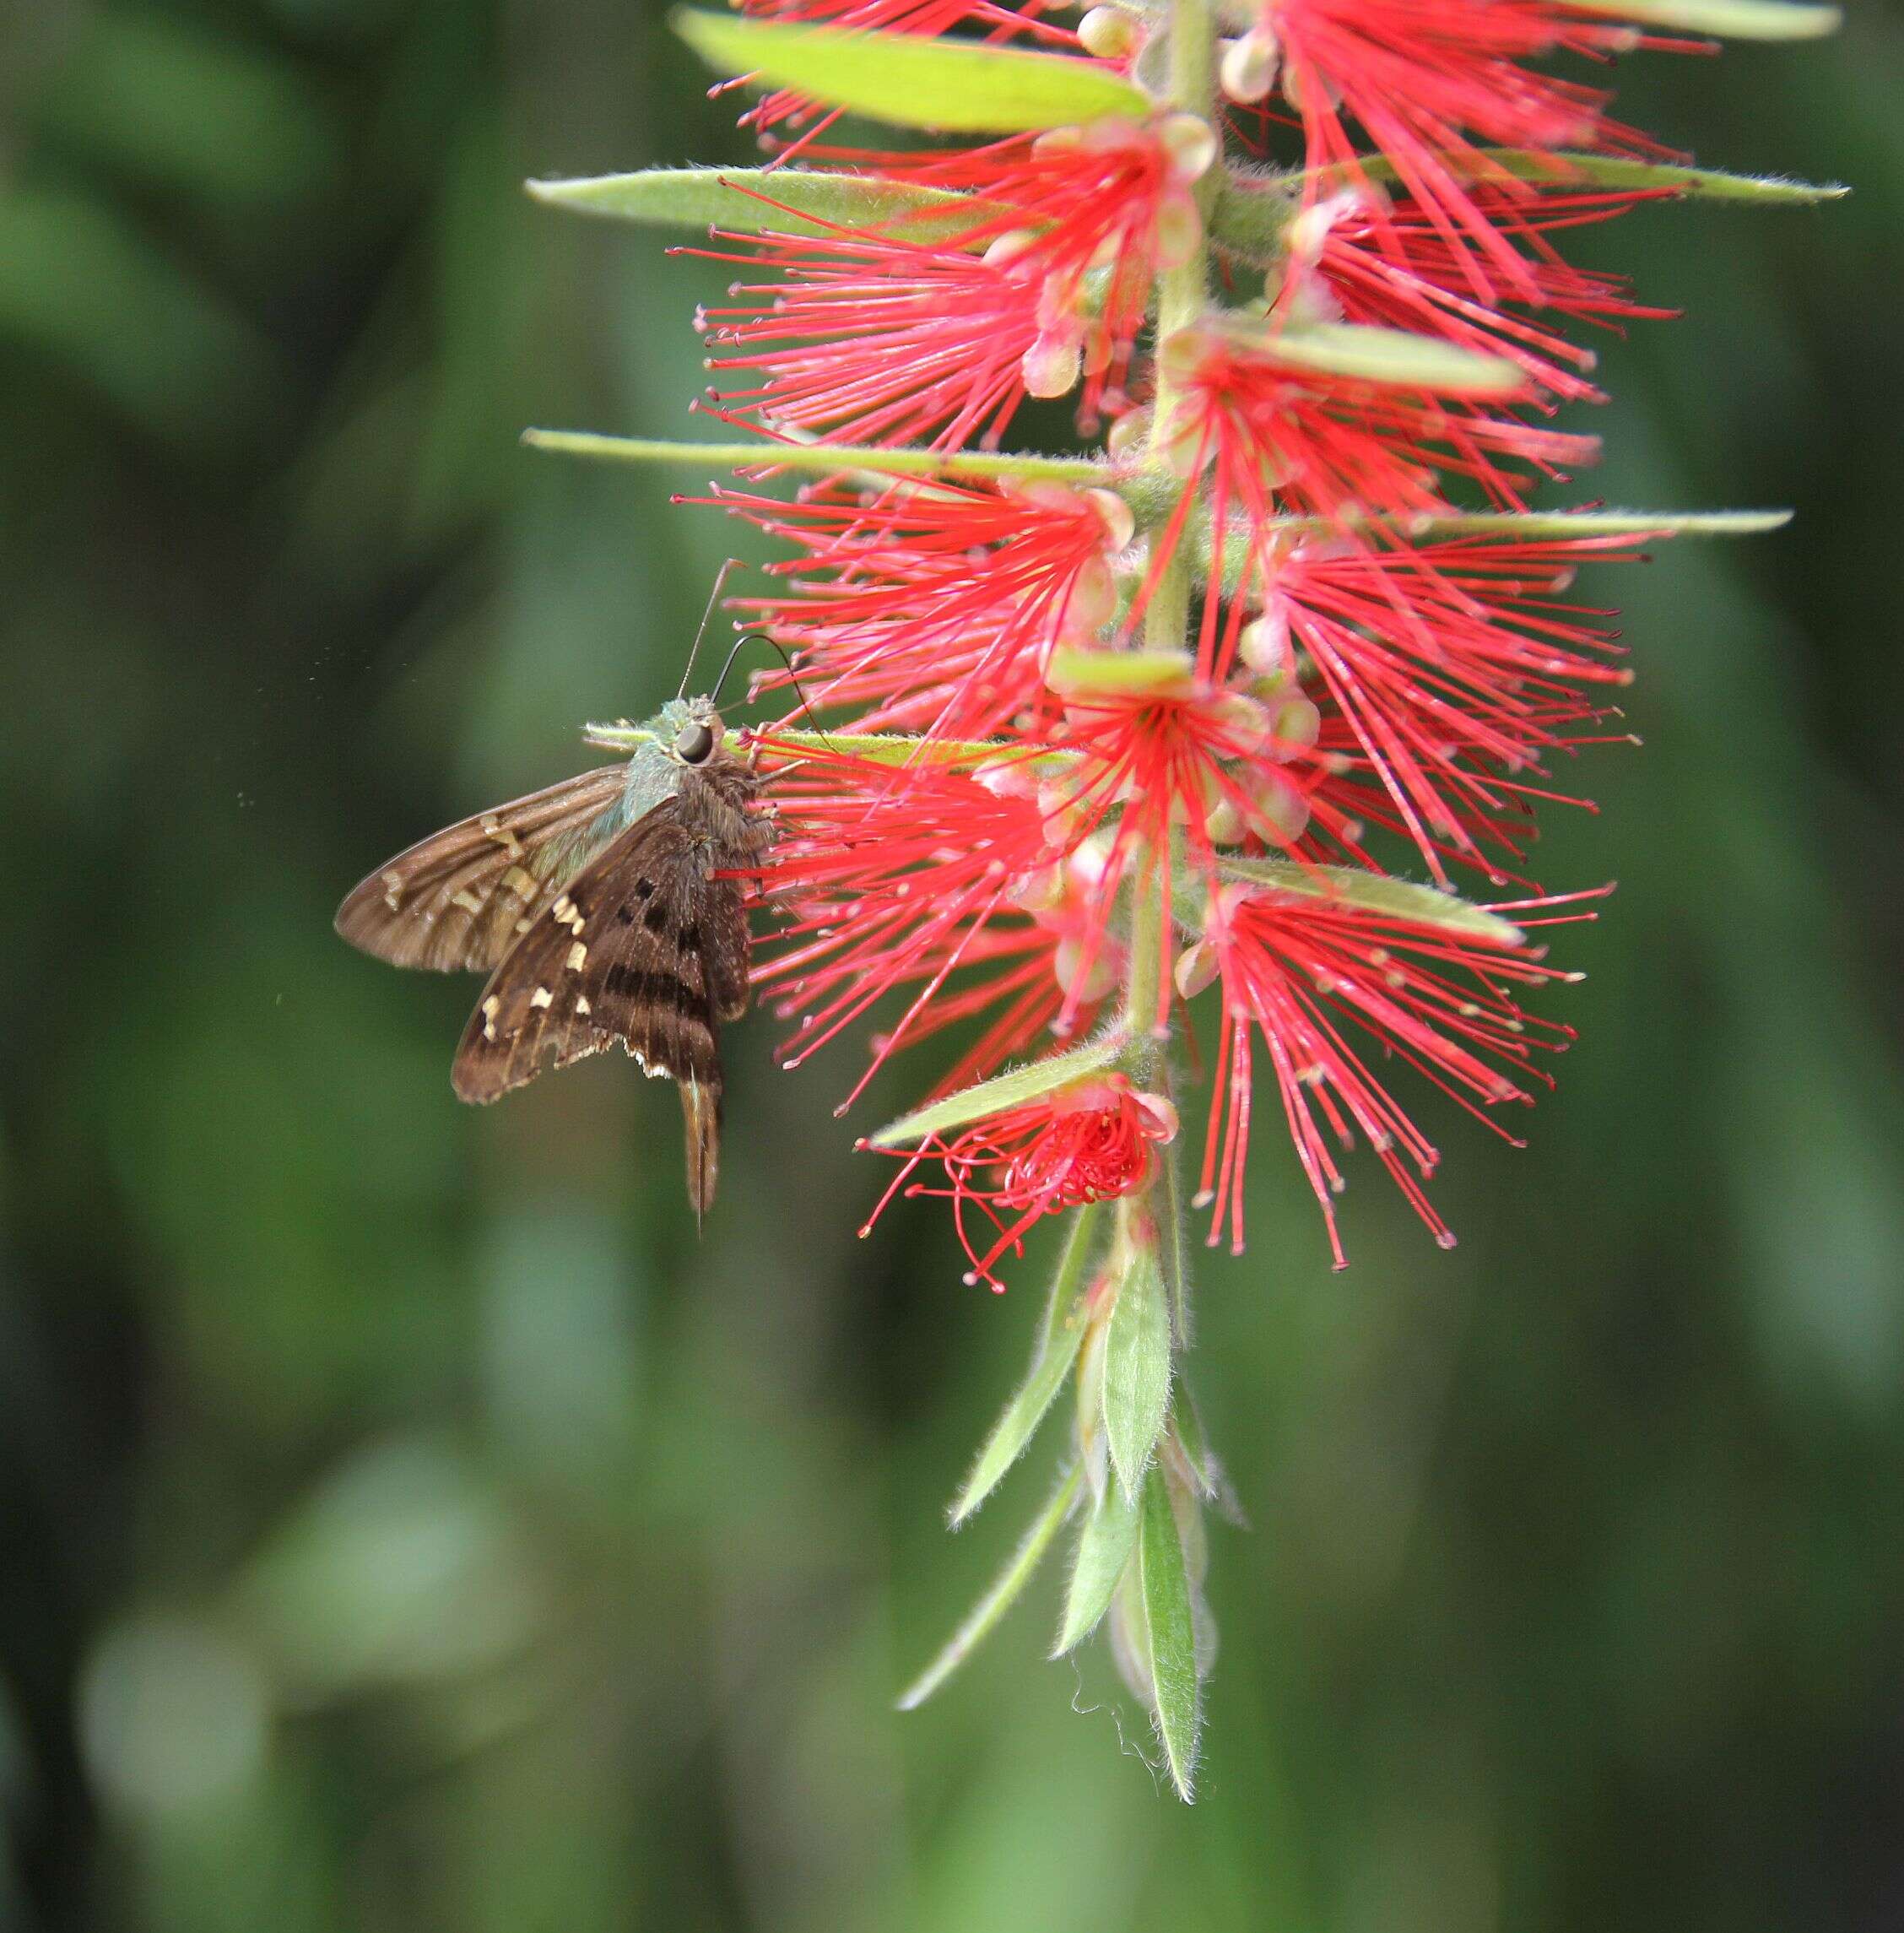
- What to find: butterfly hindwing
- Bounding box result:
[335,766,628,973]
[450,796,755,1213]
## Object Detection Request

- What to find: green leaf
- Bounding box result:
[1101,1238,1171,1501]
[1200,317,1523,395]
[1157,1123,1192,1349]
[1170,1396,1219,1503]
[1047,647,1195,696]
[522,429,1104,485]
[584,722,1076,775]
[1139,1465,1202,1800]
[527,166,976,241]
[1566,0,1839,36]
[673,10,1149,133]
[1052,1482,1141,1654]
[952,1205,1102,1526]
[1215,858,1528,946]
[895,1464,1081,1710]
[1206,508,1795,554]
[871,1031,1130,1148]
[1317,149,1847,206]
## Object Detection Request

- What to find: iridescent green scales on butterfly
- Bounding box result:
[335,694,773,1219]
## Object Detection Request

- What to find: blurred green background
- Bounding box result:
[3,3,1902,1929]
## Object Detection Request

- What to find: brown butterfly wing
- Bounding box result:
[451,802,755,1216]
[335,766,628,973]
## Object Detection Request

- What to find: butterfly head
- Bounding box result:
[646,696,727,768]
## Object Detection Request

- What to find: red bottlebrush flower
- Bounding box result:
[1274,185,1679,407]
[695,116,1215,445]
[863,1074,1179,1289]
[751,745,1101,1105]
[1189,880,1589,1265]
[1155,322,1598,533]
[1222,0,1689,298]
[706,477,1131,739]
[1225,528,1650,880]
[694,223,1048,452]
[1026,667,1351,1036]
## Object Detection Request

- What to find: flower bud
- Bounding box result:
[1023,331,1084,399]
[1106,406,1153,462]
[1220,27,1280,105]
[1085,486,1136,553]
[1077,4,1139,59]
[1268,694,1322,752]
[1155,188,1204,272]
[1159,112,1219,184]
[1241,766,1312,845]
[1060,555,1119,640]
[1175,937,1221,999]
[1239,609,1293,680]
[1055,935,1120,1006]
[982,228,1040,272]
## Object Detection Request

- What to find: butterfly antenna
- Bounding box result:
[712,631,841,753]
[678,558,740,701]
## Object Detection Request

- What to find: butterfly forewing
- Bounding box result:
[335,766,628,973]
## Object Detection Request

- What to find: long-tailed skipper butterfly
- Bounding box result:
[335,583,778,1221]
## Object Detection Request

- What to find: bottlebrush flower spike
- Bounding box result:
[1191,880,1588,1265]
[523,0,1837,1782]
[709,476,1133,739]
[863,1075,1178,1289]
[1221,0,1687,297]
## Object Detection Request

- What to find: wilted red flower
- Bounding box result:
[862,1074,1179,1288]
[1189,881,1592,1265]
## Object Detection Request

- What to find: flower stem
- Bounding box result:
[1144,0,1215,654]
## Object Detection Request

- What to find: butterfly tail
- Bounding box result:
[679,1070,722,1225]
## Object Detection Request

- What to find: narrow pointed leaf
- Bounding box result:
[1101,1241,1171,1501]
[1216,858,1528,945]
[952,1206,1102,1526]
[1052,1483,1141,1654]
[1156,1121,1192,1348]
[527,166,974,240]
[1047,647,1195,696]
[895,1464,1080,1710]
[673,10,1148,133]
[1252,322,1524,395]
[1315,149,1847,206]
[1139,1465,1202,1800]
[522,429,1104,485]
[872,1031,1129,1148]
[1567,0,1839,35]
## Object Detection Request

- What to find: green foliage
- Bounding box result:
[1101,1232,1172,1501]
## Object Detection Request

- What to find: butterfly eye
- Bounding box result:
[673,720,715,764]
